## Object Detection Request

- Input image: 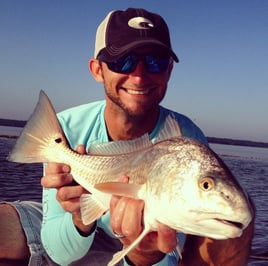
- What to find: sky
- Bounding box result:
[0,0,267,142]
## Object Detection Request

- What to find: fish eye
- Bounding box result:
[55,138,62,143]
[199,177,215,191]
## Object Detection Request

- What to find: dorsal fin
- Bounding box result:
[154,114,182,143]
[89,115,181,155]
[89,133,153,155]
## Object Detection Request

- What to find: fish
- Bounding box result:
[8,90,253,266]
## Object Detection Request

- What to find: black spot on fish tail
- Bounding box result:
[55,138,62,143]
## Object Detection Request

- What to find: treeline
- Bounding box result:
[207,137,268,149]
[0,118,26,127]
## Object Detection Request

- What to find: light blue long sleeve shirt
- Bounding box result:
[41,100,207,265]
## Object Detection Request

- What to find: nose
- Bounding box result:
[130,61,147,77]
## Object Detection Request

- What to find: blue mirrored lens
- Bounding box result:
[145,55,170,73]
[101,53,170,74]
[112,54,138,73]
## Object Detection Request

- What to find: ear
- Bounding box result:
[89,59,104,83]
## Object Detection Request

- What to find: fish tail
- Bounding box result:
[7,90,66,163]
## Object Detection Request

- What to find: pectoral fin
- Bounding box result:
[94,182,143,199]
[80,193,110,225]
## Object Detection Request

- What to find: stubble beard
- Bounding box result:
[104,86,165,121]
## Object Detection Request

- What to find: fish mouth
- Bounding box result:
[214,218,244,229]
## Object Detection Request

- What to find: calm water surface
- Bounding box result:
[0,137,267,265]
[211,144,268,266]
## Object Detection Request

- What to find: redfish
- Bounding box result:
[8,91,253,266]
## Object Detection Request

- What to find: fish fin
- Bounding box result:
[7,90,67,163]
[154,114,182,143]
[89,134,153,155]
[108,227,151,266]
[94,182,142,199]
[176,243,182,260]
[80,193,109,225]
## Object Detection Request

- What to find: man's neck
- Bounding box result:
[104,107,160,141]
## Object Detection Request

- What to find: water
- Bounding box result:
[0,137,42,201]
[210,144,268,266]
[0,137,267,265]
[0,125,22,137]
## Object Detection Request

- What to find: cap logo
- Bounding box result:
[128,17,154,30]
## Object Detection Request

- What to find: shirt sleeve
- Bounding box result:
[41,186,96,265]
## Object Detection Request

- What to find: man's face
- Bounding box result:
[99,47,173,118]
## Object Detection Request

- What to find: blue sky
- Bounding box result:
[1,0,267,142]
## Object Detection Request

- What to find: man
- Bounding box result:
[0,8,254,266]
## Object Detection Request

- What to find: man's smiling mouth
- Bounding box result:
[124,88,152,95]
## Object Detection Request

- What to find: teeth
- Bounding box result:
[126,89,150,95]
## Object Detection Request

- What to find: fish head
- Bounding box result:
[183,170,253,239]
[155,137,253,240]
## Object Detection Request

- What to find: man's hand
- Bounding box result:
[109,175,177,265]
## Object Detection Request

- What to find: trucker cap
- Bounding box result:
[94,8,179,62]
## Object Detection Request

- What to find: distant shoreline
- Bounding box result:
[1,118,268,148]
[0,134,18,139]
[0,118,26,128]
[206,137,268,149]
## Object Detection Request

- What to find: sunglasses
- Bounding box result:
[98,52,171,74]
